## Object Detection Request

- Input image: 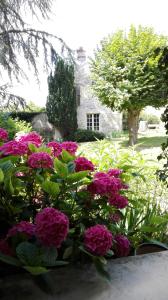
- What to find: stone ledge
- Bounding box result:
[1,251,168,300]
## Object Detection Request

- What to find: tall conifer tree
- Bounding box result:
[46,58,77,138]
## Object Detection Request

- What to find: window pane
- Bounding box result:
[94,114,99,131]
[87,114,93,130]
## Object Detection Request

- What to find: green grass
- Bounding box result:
[120,135,167,149]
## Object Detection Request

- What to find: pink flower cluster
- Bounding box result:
[47,141,62,157]
[87,172,123,195]
[110,213,121,223]
[35,207,69,248]
[0,141,27,156]
[0,239,13,256]
[28,152,53,169]
[84,224,113,256]
[16,132,42,147]
[0,128,8,142]
[7,221,35,239]
[114,234,130,257]
[108,169,123,177]
[61,141,78,155]
[108,194,128,209]
[75,157,95,172]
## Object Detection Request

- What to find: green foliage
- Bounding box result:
[80,140,168,247]
[66,129,105,142]
[0,113,32,139]
[91,25,168,144]
[157,105,168,185]
[46,57,78,138]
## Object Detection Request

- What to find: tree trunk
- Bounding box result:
[127,110,141,146]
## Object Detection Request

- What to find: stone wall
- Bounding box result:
[75,49,122,135]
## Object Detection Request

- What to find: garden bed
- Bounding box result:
[0,251,168,300]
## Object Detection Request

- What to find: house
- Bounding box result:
[75,47,122,135]
[30,48,122,138]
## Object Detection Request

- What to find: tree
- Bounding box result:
[91,25,168,145]
[0,0,71,109]
[46,57,77,138]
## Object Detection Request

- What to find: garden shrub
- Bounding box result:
[66,129,105,142]
[0,129,167,281]
[158,106,168,185]
[0,113,32,139]
[79,140,168,247]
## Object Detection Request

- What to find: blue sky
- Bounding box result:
[12,0,168,106]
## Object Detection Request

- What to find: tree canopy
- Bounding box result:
[46,57,77,138]
[91,25,168,145]
[0,0,71,109]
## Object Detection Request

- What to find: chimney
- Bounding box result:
[76,47,86,62]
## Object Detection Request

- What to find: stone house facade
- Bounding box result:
[32,48,122,138]
[75,47,122,135]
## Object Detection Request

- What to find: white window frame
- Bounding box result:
[87,113,100,131]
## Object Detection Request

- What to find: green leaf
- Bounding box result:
[0,168,4,182]
[41,247,58,267]
[63,246,73,259]
[28,143,38,153]
[42,180,60,197]
[93,257,111,282]
[4,177,14,194]
[140,225,158,233]
[66,171,89,183]
[54,158,68,178]
[52,260,69,266]
[16,242,41,266]
[0,252,21,267]
[23,266,48,275]
[79,245,94,257]
[61,150,75,163]
[150,215,168,225]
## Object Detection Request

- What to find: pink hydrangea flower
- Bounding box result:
[108,169,123,177]
[87,172,123,195]
[0,128,8,142]
[28,152,53,169]
[0,239,13,256]
[114,234,130,257]
[47,141,62,157]
[61,141,78,155]
[110,213,121,223]
[16,132,42,147]
[75,157,95,172]
[0,141,27,156]
[108,194,128,209]
[84,224,113,256]
[7,221,35,239]
[35,207,69,248]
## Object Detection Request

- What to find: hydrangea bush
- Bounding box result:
[0,129,131,278]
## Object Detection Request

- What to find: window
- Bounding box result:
[87,114,100,131]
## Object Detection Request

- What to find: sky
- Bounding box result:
[11,0,168,107]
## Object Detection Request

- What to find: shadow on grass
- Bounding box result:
[120,135,167,149]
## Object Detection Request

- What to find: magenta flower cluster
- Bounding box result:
[87,170,129,209]
[16,132,42,147]
[84,224,113,256]
[61,141,78,155]
[114,234,130,257]
[7,221,35,239]
[47,141,62,157]
[108,194,128,209]
[28,152,53,169]
[0,128,8,142]
[35,207,69,248]
[0,140,28,156]
[88,172,123,195]
[75,157,95,172]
